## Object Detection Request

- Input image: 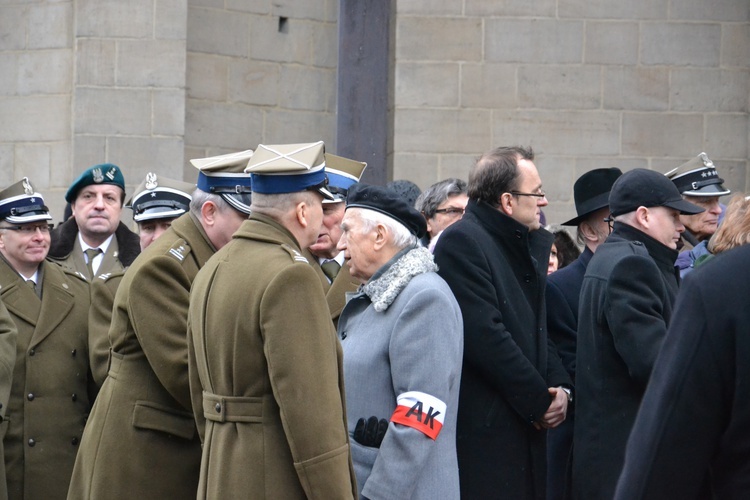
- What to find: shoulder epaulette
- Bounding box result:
[167,239,192,262]
[280,244,309,263]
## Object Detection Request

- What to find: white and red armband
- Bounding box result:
[391,391,447,440]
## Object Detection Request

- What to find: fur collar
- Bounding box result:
[362,246,437,312]
[49,217,141,267]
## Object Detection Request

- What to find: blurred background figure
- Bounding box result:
[546,227,581,274]
[693,194,750,268]
[666,152,731,276]
[415,178,468,251]
[386,179,422,208]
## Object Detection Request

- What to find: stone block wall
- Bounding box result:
[393,0,750,224]
[183,0,338,182]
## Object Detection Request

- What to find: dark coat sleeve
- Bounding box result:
[606,254,669,388]
[435,228,551,423]
[545,276,578,381]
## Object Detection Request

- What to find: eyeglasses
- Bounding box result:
[603,216,614,234]
[510,190,547,199]
[433,207,465,216]
[0,224,53,234]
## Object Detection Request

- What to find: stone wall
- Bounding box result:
[1,0,748,225]
[392,0,750,224]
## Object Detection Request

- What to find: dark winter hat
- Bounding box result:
[666,152,731,197]
[346,183,427,239]
[609,168,704,217]
[386,180,422,208]
[66,163,125,203]
[562,168,623,226]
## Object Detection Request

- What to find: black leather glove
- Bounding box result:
[353,416,388,448]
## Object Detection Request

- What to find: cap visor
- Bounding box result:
[681,184,731,197]
[317,186,336,201]
[664,199,705,215]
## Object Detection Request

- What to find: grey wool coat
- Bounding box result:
[339,246,463,500]
[0,259,92,500]
[67,213,214,499]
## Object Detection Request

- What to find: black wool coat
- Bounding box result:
[572,222,680,500]
[434,199,571,500]
[615,244,750,500]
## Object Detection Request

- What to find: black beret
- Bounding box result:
[346,183,427,239]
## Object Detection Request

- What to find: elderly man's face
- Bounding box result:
[427,193,468,239]
[337,209,379,284]
[680,195,722,241]
[309,201,346,259]
[138,218,175,251]
[72,185,123,243]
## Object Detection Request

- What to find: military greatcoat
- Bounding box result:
[0,259,92,500]
[87,272,123,387]
[0,299,17,500]
[67,213,214,499]
[188,213,357,499]
[302,249,360,328]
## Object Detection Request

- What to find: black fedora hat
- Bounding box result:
[562,168,623,226]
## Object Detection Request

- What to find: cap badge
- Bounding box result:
[699,152,714,168]
[92,167,104,183]
[145,172,158,190]
[105,167,117,181]
[22,178,33,195]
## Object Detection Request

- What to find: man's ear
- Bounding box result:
[200,200,218,228]
[295,200,309,229]
[634,206,650,229]
[499,193,514,216]
[372,223,388,251]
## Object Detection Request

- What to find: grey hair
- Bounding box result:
[250,191,317,222]
[415,178,468,218]
[352,208,418,250]
[189,189,232,220]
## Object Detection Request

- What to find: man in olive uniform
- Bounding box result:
[188,142,357,499]
[88,173,195,386]
[0,178,92,500]
[303,153,366,327]
[49,163,140,280]
[0,300,17,500]
[68,151,253,500]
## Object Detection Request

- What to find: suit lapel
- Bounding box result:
[326,262,360,321]
[71,237,90,278]
[302,249,331,292]
[97,237,121,277]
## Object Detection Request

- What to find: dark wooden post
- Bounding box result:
[336,0,393,186]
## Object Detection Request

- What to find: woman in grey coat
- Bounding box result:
[337,184,463,500]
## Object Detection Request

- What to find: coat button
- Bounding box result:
[215,403,221,413]
[515,230,523,239]
[341,331,347,340]
[71,437,79,446]
[28,439,35,447]
[71,394,77,402]
[71,349,77,357]
[633,241,643,246]
[27,393,34,401]
[29,349,35,356]
[524,274,531,283]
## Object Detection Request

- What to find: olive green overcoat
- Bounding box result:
[188,213,357,499]
[0,300,17,500]
[67,213,214,499]
[0,260,92,500]
[302,249,360,329]
[87,272,123,387]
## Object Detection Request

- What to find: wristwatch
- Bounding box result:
[560,386,573,403]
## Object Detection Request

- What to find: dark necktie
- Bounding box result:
[321,260,341,281]
[84,248,102,278]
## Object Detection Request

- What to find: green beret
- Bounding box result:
[66,163,126,203]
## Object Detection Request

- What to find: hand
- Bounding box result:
[353,416,388,448]
[540,387,568,429]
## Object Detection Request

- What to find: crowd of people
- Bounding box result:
[0,143,747,500]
